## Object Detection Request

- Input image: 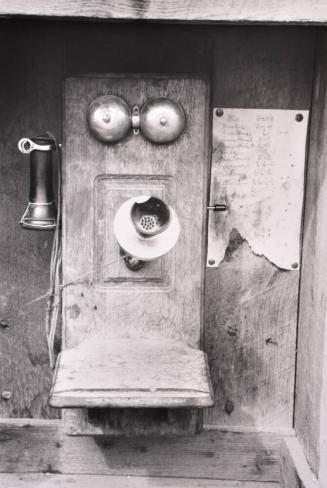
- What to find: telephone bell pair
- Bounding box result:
[88,95,186,144]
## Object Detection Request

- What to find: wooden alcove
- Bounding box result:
[0,2,327,487]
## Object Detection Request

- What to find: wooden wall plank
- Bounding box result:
[280,437,322,488]
[0,419,282,481]
[0,20,210,421]
[0,0,326,24]
[295,30,327,484]
[319,342,327,487]
[204,27,315,428]
[0,19,318,441]
[0,473,280,488]
[0,21,62,419]
[64,23,210,77]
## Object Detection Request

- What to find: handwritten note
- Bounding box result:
[207,108,309,270]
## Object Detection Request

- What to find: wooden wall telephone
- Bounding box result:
[18,76,214,436]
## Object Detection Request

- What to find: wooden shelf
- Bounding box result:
[49,337,214,408]
[0,1,327,24]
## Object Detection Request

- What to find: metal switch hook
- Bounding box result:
[18,137,54,154]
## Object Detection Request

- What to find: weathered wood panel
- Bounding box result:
[0,419,283,481]
[63,408,200,437]
[280,437,322,488]
[50,339,213,408]
[63,76,208,349]
[0,20,210,420]
[0,473,280,488]
[61,75,209,434]
[0,0,326,24]
[64,23,210,78]
[295,30,327,484]
[204,27,315,427]
[0,21,61,418]
[0,20,318,438]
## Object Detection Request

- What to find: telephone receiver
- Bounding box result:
[18,135,57,230]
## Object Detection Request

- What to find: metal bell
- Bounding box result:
[87,95,131,143]
[140,98,186,144]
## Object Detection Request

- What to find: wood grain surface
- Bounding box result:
[63,408,199,436]
[50,338,213,408]
[94,175,173,287]
[0,19,318,442]
[294,30,327,484]
[0,21,62,419]
[280,437,322,488]
[0,0,326,24]
[0,20,210,421]
[0,473,280,488]
[63,76,208,349]
[61,75,209,433]
[0,419,283,482]
[204,27,315,428]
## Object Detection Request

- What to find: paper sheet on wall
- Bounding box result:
[207,108,309,270]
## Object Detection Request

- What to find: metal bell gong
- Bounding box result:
[140,98,186,144]
[87,95,131,143]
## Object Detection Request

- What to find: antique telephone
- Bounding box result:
[18,79,214,435]
[18,134,57,230]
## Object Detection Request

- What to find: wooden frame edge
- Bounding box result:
[0,1,327,24]
[280,437,323,488]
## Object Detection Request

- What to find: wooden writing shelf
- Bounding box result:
[49,338,214,408]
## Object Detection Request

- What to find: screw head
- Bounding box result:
[0,320,9,329]
[295,113,303,122]
[2,391,11,400]
[291,262,299,269]
[102,113,111,123]
[208,259,216,266]
[215,108,224,117]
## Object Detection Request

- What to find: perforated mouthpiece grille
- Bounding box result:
[138,214,159,233]
[131,196,171,237]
